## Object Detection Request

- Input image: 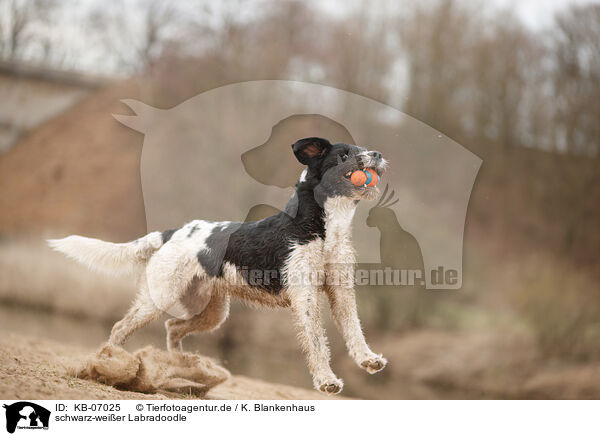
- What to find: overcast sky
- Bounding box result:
[316,0,600,29]
[491,0,600,28]
[10,0,600,75]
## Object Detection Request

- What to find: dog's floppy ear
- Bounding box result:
[291,137,332,165]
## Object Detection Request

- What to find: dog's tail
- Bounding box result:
[47,232,165,276]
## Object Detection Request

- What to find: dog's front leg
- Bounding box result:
[284,240,342,394]
[325,264,387,374]
[288,285,343,394]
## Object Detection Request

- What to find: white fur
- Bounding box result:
[299,168,308,182]
[47,232,163,276]
[323,196,357,264]
[166,220,228,257]
[135,220,222,317]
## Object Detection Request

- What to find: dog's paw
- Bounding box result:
[317,378,344,395]
[360,354,387,374]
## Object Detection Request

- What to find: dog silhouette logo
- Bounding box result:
[115,80,482,290]
[2,402,50,433]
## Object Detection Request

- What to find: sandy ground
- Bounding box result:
[357,331,600,400]
[0,331,334,400]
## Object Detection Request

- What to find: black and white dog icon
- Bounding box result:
[3,402,50,433]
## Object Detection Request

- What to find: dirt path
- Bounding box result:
[0,331,333,400]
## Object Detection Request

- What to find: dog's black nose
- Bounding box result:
[369,151,382,159]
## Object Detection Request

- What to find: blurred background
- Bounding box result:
[0,0,599,399]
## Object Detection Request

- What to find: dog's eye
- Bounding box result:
[341,154,348,161]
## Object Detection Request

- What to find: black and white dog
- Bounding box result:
[49,137,387,394]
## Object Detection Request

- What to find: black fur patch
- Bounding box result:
[197,223,241,277]
[187,224,199,237]
[197,185,325,293]
[161,229,177,243]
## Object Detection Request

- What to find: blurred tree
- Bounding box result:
[0,0,56,61]
[548,5,600,263]
[88,0,177,73]
[398,0,480,140]
[397,0,545,153]
[472,11,540,151]
[552,5,600,155]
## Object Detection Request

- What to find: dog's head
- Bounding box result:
[292,137,387,203]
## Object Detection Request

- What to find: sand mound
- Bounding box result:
[76,343,230,397]
[0,331,332,400]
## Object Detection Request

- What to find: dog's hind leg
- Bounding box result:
[165,291,230,352]
[108,290,162,346]
[109,252,196,346]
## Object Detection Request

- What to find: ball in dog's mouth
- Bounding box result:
[345,168,379,187]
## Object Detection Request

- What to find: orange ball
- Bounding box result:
[365,168,379,187]
[350,170,367,186]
